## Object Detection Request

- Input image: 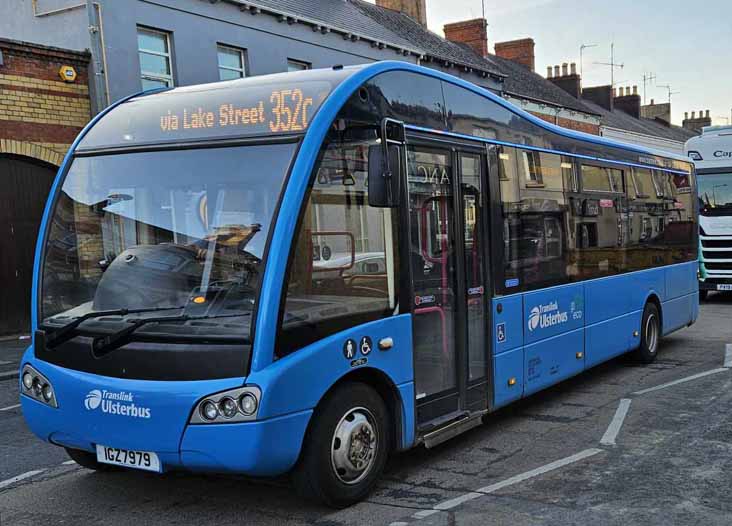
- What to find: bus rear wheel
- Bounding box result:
[634,302,661,364]
[293,382,391,508]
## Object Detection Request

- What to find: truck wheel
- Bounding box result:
[635,302,661,364]
[699,289,708,301]
[293,382,391,508]
[65,447,117,471]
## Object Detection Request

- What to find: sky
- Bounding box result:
[370,0,732,126]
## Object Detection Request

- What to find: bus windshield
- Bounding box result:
[698,172,732,215]
[40,142,295,343]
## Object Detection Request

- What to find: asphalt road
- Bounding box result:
[1,296,732,525]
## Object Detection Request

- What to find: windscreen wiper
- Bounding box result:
[91,313,249,356]
[43,306,188,349]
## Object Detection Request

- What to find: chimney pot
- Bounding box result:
[562,63,568,76]
[684,112,688,120]
[633,85,638,96]
[706,109,710,118]
[570,62,577,75]
[547,66,553,78]
[554,65,560,77]
[692,111,696,119]
[651,98,655,105]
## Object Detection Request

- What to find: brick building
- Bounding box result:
[0,38,90,334]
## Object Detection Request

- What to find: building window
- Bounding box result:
[137,27,173,89]
[217,44,247,80]
[287,59,311,72]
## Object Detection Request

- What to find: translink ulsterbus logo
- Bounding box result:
[84,389,152,419]
[528,301,568,332]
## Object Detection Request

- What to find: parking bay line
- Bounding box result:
[632,368,728,396]
[600,398,632,446]
[0,404,20,412]
[408,448,603,520]
[0,370,18,381]
[725,344,732,368]
[0,470,45,490]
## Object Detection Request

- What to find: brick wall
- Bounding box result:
[0,38,91,162]
[529,111,601,135]
[443,19,488,58]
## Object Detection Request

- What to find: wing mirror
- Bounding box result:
[368,118,405,208]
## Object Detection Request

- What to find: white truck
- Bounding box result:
[685,125,732,299]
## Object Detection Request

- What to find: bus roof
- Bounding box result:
[76,61,691,166]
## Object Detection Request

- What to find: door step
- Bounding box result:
[422,410,486,449]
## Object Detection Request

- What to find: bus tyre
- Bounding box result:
[65,447,117,471]
[635,302,661,364]
[293,382,391,508]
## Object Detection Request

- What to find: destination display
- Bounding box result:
[78,80,332,150]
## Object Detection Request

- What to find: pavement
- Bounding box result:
[1,295,732,525]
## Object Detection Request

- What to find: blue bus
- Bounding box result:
[20,61,698,507]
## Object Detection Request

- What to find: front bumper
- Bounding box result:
[20,354,312,478]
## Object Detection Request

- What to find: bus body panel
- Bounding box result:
[250,315,413,419]
[523,327,584,396]
[180,410,312,476]
[20,347,242,456]
[585,312,637,368]
[491,295,523,356]
[493,347,524,408]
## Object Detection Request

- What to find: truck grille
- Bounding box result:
[701,235,732,277]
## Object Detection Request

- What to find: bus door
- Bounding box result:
[406,141,490,428]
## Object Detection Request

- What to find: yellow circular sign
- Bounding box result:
[59,65,77,83]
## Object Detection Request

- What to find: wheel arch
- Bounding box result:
[644,292,663,332]
[300,367,408,460]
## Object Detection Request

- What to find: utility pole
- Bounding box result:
[593,42,624,87]
[580,43,598,79]
[642,72,656,105]
[657,84,680,104]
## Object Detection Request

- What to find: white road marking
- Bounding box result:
[474,448,603,493]
[725,344,732,368]
[633,368,728,395]
[0,360,12,366]
[0,404,20,412]
[62,460,76,465]
[0,470,44,490]
[388,523,410,526]
[0,371,18,380]
[410,448,603,520]
[600,399,632,446]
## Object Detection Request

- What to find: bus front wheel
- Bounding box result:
[634,302,661,364]
[293,382,391,508]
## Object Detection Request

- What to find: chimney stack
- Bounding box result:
[583,85,614,111]
[548,60,582,99]
[683,109,712,133]
[375,0,427,26]
[547,66,553,78]
[614,85,641,118]
[494,38,536,71]
[443,18,488,57]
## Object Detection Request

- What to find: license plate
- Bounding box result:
[717,284,732,291]
[96,445,161,472]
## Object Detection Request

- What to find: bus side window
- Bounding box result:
[574,164,625,278]
[277,133,400,357]
[497,147,570,292]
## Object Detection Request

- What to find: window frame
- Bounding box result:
[217,43,247,80]
[287,58,311,72]
[137,26,174,88]
[580,163,624,194]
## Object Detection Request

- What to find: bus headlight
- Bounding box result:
[20,364,58,408]
[190,386,261,424]
[238,393,257,416]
